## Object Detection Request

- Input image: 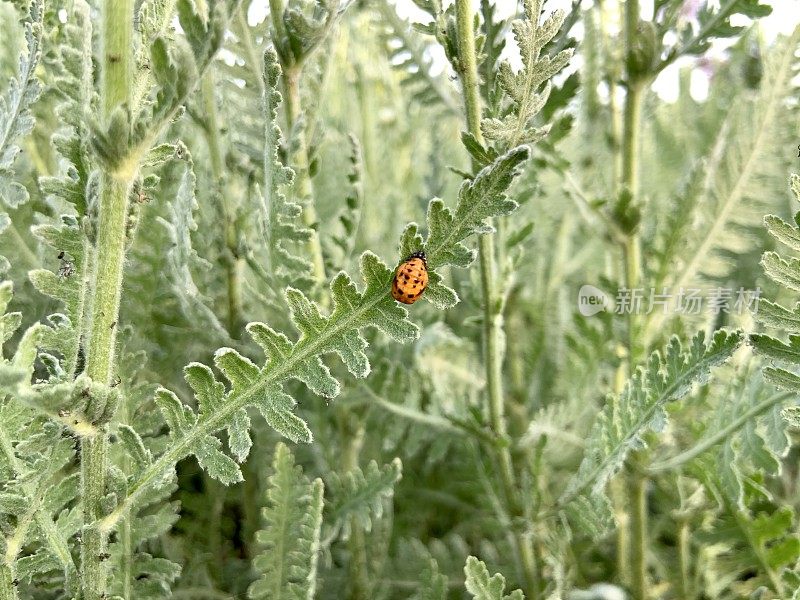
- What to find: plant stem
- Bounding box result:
[677,518,691,599]
[629,473,647,600]
[0,566,14,600]
[201,72,243,336]
[453,0,539,595]
[81,1,134,598]
[619,0,648,597]
[283,66,328,295]
[620,83,643,200]
[341,417,369,600]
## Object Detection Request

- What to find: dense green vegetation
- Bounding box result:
[1,0,799,598]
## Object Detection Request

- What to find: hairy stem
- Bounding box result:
[81,1,134,598]
[629,473,647,599]
[677,517,692,599]
[454,0,539,595]
[619,0,648,595]
[0,567,14,600]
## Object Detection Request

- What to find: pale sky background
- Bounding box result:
[245,0,800,103]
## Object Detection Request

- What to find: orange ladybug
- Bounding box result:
[392,251,429,304]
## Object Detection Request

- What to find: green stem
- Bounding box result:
[342,418,369,600]
[269,0,290,63]
[629,473,647,600]
[619,1,648,597]
[201,73,243,335]
[677,518,691,599]
[0,566,15,600]
[454,0,539,596]
[283,67,328,293]
[81,1,134,598]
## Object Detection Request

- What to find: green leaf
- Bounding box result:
[328,134,364,268]
[561,329,743,529]
[417,558,448,600]
[425,146,528,270]
[667,0,772,62]
[138,0,179,44]
[697,505,799,597]
[750,334,800,364]
[154,387,242,485]
[463,556,524,600]
[248,443,324,600]
[326,458,402,539]
[260,47,312,283]
[156,148,229,339]
[0,0,42,209]
[481,0,572,149]
[378,1,459,112]
[0,411,79,591]
[103,149,527,522]
[28,220,91,377]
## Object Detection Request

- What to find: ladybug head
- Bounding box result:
[407,250,427,263]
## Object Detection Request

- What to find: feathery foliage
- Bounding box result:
[561,329,743,527]
[752,174,800,394]
[156,145,229,338]
[480,0,573,149]
[98,146,528,525]
[325,458,402,539]
[248,442,323,600]
[260,47,313,283]
[463,556,524,600]
[0,0,797,597]
[0,0,41,215]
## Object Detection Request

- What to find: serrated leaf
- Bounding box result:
[326,458,402,539]
[0,0,42,207]
[561,330,743,528]
[464,556,524,600]
[418,558,448,600]
[248,443,323,600]
[259,48,310,283]
[481,0,572,148]
[106,150,527,525]
[425,147,528,270]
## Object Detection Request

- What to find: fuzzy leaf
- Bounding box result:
[480,0,572,148]
[0,0,42,208]
[248,443,324,600]
[28,220,89,376]
[464,556,524,600]
[105,149,527,521]
[561,329,743,530]
[326,458,402,539]
[260,48,311,283]
[418,558,448,600]
[425,146,528,270]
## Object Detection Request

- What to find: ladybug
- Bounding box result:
[392,251,428,304]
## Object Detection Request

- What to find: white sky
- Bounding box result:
[246,0,800,102]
